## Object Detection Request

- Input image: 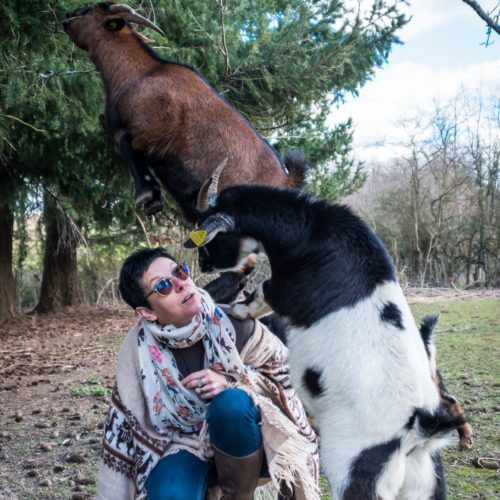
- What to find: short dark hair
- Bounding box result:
[119,247,176,309]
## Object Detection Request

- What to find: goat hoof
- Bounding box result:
[135,189,154,206]
[230,303,251,320]
[144,198,164,216]
[459,436,473,451]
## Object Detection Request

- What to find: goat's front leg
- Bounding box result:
[230,280,272,319]
[118,132,163,215]
[440,385,473,450]
[203,259,255,305]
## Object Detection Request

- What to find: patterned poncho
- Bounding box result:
[96,307,320,500]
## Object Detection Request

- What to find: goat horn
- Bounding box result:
[184,213,235,249]
[207,157,228,202]
[109,4,165,36]
[196,157,228,212]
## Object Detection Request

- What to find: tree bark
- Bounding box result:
[35,194,80,313]
[0,203,22,321]
[461,0,500,35]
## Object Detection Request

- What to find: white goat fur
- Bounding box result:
[287,281,443,499]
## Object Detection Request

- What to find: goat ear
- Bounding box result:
[184,213,235,249]
[105,18,126,31]
[135,31,155,44]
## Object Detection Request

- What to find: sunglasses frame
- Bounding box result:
[145,262,190,299]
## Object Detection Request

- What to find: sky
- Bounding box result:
[330,0,500,161]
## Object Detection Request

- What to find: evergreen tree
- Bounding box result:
[0,0,135,316]
[1,0,408,317]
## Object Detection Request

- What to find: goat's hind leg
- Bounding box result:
[118,133,163,213]
[399,449,446,500]
[430,453,447,500]
[143,182,164,216]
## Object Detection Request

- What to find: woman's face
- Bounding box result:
[137,257,203,327]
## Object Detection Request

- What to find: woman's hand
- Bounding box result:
[181,368,230,400]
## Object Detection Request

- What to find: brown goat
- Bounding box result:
[63,2,306,218]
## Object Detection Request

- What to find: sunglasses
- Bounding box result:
[145,262,191,298]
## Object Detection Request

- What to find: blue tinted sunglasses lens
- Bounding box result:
[155,278,173,296]
[152,264,190,297]
[172,262,190,279]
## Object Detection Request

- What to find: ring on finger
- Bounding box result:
[196,377,204,389]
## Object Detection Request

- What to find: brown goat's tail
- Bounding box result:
[284,150,308,189]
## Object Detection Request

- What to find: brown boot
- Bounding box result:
[213,446,264,500]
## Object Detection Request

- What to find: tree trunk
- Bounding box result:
[0,203,22,321]
[35,194,80,313]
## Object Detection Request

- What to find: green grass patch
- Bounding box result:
[411,297,499,500]
[70,375,111,398]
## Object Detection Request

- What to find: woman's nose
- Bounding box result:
[172,276,186,291]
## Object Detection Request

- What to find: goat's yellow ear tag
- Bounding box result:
[189,229,207,247]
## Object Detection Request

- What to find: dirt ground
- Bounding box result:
[0,289,498,499]
[0,307,136,499]
[404,287,500,303]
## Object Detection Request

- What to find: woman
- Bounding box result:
[96,247,319,500]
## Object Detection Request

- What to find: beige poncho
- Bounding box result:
[96,319,320,500]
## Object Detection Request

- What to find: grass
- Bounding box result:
[411,297,499,500]
[319,297,499,499]
[69,375,112,398]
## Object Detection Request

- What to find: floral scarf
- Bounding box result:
[137,288,256,436]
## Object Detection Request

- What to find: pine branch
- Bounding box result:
[134,209,152,247]
[0,114,46,133]
[218,0,230,77]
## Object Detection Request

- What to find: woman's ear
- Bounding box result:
[136,306,157,323]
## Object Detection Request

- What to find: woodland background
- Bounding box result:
[0,1,499,499]
[0,0,499,316]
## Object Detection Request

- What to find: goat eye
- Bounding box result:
[105,18,125,31]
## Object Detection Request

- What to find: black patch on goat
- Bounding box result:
[380,302,404,330]
[192,186,396,328]
[430,453,447,500]
[343,438,401,500]
[149,153,202,222]
[419,313,439,358]
[405,405,466,436]
[303,368,324,397]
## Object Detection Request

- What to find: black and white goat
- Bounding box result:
[185,185,466,499]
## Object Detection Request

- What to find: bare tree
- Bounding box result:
[346,91,499,287]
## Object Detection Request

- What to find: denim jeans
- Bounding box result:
[146,388,264,500]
